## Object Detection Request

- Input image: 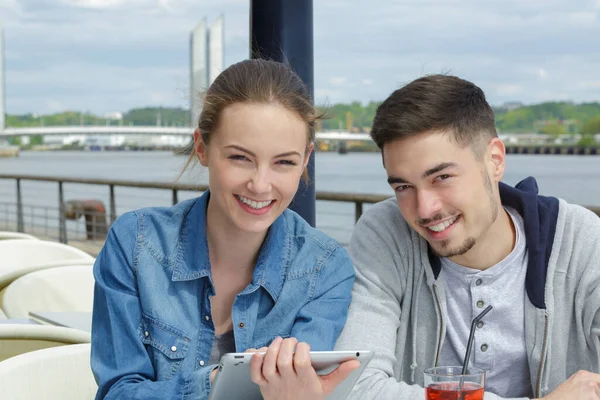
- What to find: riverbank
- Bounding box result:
[0,146,20,157]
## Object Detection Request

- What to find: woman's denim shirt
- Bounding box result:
[91,191,355,400]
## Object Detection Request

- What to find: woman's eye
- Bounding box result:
[277,160,297,166]
[229,155,249,161]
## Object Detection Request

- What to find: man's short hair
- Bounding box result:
[371,75,498,154]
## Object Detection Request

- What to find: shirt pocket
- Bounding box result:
[139,313,191,380]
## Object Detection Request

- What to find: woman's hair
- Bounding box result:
[182,59,321,181]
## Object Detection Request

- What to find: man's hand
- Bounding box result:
[249,337,359,400]
[539,370,600,399]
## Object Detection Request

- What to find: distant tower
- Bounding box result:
[190,19,208,128]
[189,16,225,128]
[208,15,224,85]
[0,26,5,131]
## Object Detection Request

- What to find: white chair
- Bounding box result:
[0,239,95,292]
[0,324,91,362]
[1,265,95,319]
[0,343,97,400]
[0,231,39,240]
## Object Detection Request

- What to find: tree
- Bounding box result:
[29,135,44,145]
[539,122,567,137]
[580,117,600,135]
[578,135,596,147]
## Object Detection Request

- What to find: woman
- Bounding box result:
[91,59,358,400]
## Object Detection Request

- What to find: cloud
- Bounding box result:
[2,0,600,114]
[576,80,600,89]
[329,77,348,86]
[6,60,189,114]
[494,84,523,96]
[65,0,127,9]
[45,99,68,113]
[1,0,19,12]
[538,69,548,79]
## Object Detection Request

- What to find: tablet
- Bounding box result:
[207,350,373,400]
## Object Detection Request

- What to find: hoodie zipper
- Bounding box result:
[432,283,444,366]
[536,313,549,398]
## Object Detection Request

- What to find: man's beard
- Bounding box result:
[432,235,476,258]
[429,169,498,258]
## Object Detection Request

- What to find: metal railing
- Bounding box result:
[0,174,391,246]
[1,174,599,250]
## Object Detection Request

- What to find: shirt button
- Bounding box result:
[476,300,485,308]
[199,360,205,366]
[171,346,177,352]
[480,344,488,352]
[477,321,484,329]
[238,322,245,329]
[475,278,483,286]
[205,315,210,321]
[144,331,149,337]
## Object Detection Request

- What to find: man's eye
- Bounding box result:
[395,185,411,192]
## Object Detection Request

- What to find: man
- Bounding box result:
[335,75,600,399]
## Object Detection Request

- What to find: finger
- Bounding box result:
[573,370,600,385]
[587,371,600,385]
[250,353,267,385]
[321,360,361,396]
[294,342,315,381]
[210,368,218,384]
[277,338,299,379]
[246,347,269,354]
[262,337,283,381]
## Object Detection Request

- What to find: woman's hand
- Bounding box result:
[211,347,269,386]
[249,337,359,400]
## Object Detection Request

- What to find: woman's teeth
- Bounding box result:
[237,195,273,209]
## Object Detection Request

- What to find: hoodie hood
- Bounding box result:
[428,176,559,309]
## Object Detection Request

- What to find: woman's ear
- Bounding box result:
[303,142,314,170]
[194,128,209,167]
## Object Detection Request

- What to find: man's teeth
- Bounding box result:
[428,216,458,232]
[237,195,273,209]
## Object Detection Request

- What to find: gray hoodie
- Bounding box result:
[335,178,600,399]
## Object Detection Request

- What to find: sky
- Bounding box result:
[1,0,599,115]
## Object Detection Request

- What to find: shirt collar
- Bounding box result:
[172,190,290,301]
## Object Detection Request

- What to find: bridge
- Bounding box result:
[2,126,595,147]
[0,126,372,142]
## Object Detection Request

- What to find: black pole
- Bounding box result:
[250,0,316,227]
[58,181,67,243]
[16,178,24,232]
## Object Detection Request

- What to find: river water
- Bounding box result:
[1,151,599,245]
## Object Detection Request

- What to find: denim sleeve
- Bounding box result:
[290,246,355,351]
[91,212,212,400]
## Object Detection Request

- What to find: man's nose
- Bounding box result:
[416,189,443,221]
